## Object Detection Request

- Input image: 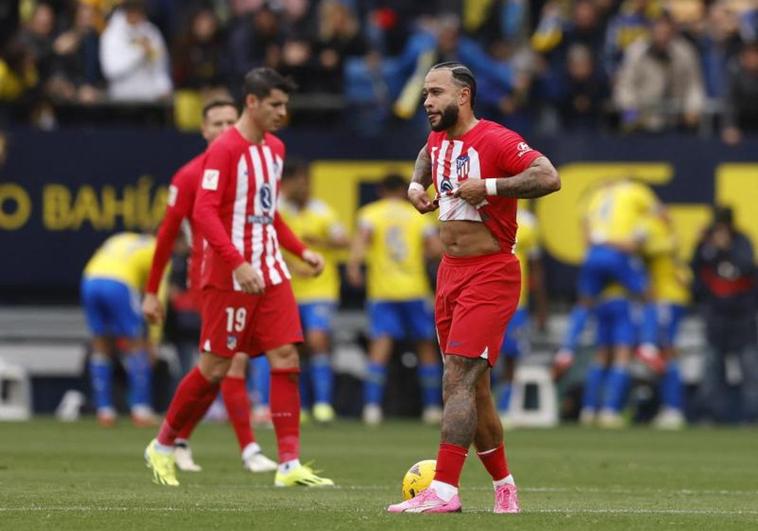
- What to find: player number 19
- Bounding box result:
[225,307,247,333]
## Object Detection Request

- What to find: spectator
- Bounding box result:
[691,206,758,424]
[697,1,742,100]
[48,1,104,104]
[312,0,366,94]
[604,0,659,75]
[16,2,56,84]
[172,6,227,91]
[99,0,172,102]
[227,4,283,91]
[721,41,758,145]
[541,43,610,131]
[614,14,705,132]
[0,38,39,104]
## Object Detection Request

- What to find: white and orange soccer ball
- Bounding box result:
[401,459,436,500]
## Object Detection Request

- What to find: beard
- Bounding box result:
[429,103,459,132]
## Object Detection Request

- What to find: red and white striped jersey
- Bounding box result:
[194,127,291,291]
[426,119,543,251]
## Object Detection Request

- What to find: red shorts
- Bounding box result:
[435,251,521,367]
[199,282,303,358]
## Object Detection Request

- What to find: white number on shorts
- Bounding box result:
[225,307,247,332]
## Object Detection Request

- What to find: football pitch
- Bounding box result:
[1,419,757,530]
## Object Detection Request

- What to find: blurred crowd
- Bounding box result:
[1,0,757,140]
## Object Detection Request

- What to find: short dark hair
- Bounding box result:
[381,173,408,192]
[282,158,309,181]
[243,67,297,100]
[202,99,237,119]
[430,61,477,106]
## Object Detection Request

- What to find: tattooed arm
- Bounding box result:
[407,145,437,213]
[494,157,561,198]
[454,156,561,204]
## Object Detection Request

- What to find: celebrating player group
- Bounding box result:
[141,62,561,513]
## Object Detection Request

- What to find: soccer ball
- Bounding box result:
[401,459,436,500]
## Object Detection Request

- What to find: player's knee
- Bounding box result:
[198,352,232,383]
[267,344,299,369]
[227,352,248,378]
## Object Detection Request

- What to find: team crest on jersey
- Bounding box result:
[259,183,273,210]
[202,169,219,190]
[227,335,237,350]
[456,154,470,179]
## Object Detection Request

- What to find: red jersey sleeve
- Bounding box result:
[494,130,543,176]
[145,162,198,294]
[274,212,307,258]
[193,144,246,271]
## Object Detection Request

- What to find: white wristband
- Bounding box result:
[484,178,498,196]
[408,182,425,194]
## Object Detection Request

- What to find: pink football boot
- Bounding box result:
[387,488,462,513]
[493,483,521,513]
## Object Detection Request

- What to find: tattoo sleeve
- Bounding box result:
[495,156,561,198]
[411,145,433,188]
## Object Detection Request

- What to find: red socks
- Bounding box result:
[221,376,255,451]
[434,442,468,487]
[477,442,510,482]
[270,368,300,463]
[158,367,218,446]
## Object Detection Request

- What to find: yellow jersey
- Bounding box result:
[357,198,435,301]
[585,180,659,247]
[515,210,540,308]
[643,215,691,305]
[83,232,156,291]
[279,198,345,303]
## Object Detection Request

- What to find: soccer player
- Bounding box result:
[578,283,636,428]
[279,160,349,424]
[144,67,333,488]
[553,178,661,378]
[347,173,444,426]
[81,232,158,427]
[496,208,544,424]
[643,213,690,429]
[142,99,277,473]
[388,62,560,514]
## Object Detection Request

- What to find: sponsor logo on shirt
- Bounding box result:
[202,169,220,190]
[246,214,274,224]
[260,183,273,210]
[167,185,178,207]
[516,142,533,158]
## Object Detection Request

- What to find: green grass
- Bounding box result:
[1,419,757,530]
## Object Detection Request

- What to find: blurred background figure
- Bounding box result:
[99,0,171,102]
[80,231,158,427]
[279,159,349,424]
[614,13,705,132]
[347,174,443,426]
[691,206,758,424]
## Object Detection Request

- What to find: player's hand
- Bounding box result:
[552,348,574,381]
[454,179,487,205]
[302,249,325,276]
[234,262,265,294]
[142,293,164,324]
[408,188,438,214]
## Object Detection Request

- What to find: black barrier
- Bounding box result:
[0,126,756,302]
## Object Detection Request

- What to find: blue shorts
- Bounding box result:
[578,245,648,298]
[367,299,435,341]
[500,307,530,358]
[298,302,336,333]
[657,303,686,348]
[595,298,634,347]
[81,277,143,339]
